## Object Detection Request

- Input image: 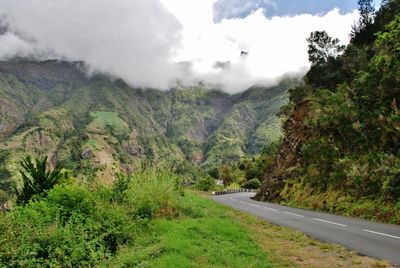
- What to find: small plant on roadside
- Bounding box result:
[112,173,132,203]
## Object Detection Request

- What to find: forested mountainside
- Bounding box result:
[0,59,296,196]
[255,0,400,223]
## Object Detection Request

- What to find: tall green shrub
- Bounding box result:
[126,171,182,219]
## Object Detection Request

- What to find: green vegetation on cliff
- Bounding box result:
[256,0,400,224]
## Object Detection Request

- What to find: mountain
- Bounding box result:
[0,59,296,193]
[256,1,400,223]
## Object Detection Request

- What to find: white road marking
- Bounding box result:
[284,211,305,218]
[313,218,347,227]
[250,203,261,207]
[263,207,279,212]
[363,229,400,240]
[238,201,247,205]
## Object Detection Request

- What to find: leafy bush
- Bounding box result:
[0,199,106,267]
[195,176,216,191]
[46,184,95,222]
[242,178,261,189]
[1,160,203,267]
[384,175,400,199]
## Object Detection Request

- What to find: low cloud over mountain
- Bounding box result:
[0,0,358,93]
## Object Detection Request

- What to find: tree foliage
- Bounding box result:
[300,13,400,200]
[257,2,400,223]
[220,165,234,186]
[242,178,261,189]
[357,0,375,27]
[307,31,345,66]
[351,0,376,44]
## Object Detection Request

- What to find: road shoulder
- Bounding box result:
[207,193,393,268]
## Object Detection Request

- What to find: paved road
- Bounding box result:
[212,192,400,267]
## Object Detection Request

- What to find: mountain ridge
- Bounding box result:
[0,59,297,191]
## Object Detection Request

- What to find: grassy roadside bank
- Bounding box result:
[279,185,400,225]
[0,171,271,267]
[0,171,393,267]
[108,192,392,268]
[105,193,272,267]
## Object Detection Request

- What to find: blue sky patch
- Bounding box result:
[213,0,360,22]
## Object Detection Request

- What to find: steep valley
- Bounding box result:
[0,59,296,193]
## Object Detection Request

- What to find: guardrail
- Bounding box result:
[212,189,257,195]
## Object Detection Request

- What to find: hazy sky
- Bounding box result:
[0,0,361,92]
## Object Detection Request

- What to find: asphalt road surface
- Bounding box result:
[212,192,400,267]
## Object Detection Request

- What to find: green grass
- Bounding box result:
[106,193,272,268]
[89,111,129,136]
[106,191,388,268]
[90,112,127,128]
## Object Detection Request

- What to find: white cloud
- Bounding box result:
[0,32,34,58]
[163,0,358,93]
[0,0,358,93]
[0,0,182,89]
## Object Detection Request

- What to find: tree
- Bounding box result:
[220,165,233,186]
[307,31,345,66]
[350,0,376,44]
[358,0,375,26]
[16,156,64,204]
[208,167,220,179]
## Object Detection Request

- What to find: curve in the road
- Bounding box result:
[212,192,400,267]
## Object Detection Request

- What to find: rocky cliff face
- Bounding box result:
[256,100,312,201]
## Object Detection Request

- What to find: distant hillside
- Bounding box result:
[0,59,297,191]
